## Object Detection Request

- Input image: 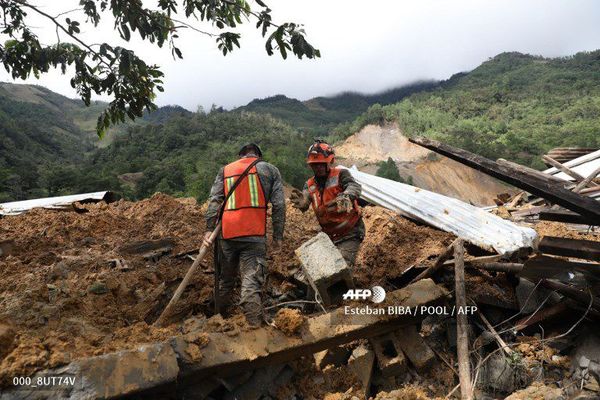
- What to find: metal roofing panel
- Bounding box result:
[344,167,538,255]
[0,191,111,216]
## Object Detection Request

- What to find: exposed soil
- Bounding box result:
[534,221,600,241]
[0,194,454,384]
[274,308,305,336]
[335,124,512,206]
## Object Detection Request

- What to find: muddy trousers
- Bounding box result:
[334,236,363,268]
[217,240,267,324]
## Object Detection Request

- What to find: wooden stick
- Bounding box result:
[573,165,600,193]
[476,308,513,356]
[410,238,461,283]
[154,222,222,327]
[454,239,473,400]
[506,191,525,208]
[542,155,587,182]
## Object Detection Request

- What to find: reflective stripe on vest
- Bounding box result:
[307,167,360,240]
[222,157,267,239]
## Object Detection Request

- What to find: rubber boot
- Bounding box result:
[242,301,263,328]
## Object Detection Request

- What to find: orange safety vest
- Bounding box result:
[307,167,361,241]
[221,157,267,239]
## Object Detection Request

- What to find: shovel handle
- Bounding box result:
[154,222,222,327]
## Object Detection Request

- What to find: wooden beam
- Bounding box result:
[513,302,571,332]
[454,240,473,400]
[539,236,600,261]
[541,155,588,182]
[539,209,589,225]
[540,279,600,310]
[410,238,460,283]
[498,158,565,184]
[520,254,600,283]
[409,137,600,224]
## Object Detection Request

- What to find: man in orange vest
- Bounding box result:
[204,143,285,327]
[290,140,364,267]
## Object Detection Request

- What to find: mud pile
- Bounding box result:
[0,194,453,384]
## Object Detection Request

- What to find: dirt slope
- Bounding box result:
[335,123,512,205]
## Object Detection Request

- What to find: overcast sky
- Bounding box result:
[1,0,599,110]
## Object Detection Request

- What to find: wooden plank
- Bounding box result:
[539,209,589,225]
[409,137,600,224]
[539,236,600,261]
[542,155,588,182]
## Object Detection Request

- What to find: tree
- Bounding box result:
[375,157,404,182]
[0,0,320,136]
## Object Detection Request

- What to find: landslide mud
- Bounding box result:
[0,194,453,383]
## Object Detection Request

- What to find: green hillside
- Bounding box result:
[334,51,600,168]
[236,81,438,135]
[0,83,191,201]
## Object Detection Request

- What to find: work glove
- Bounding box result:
[335,194,354,213]
[290,188,310,210]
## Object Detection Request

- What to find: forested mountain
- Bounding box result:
[0,83,193,201]
[334,51,600,168]
[236,81,438,135]
[1,50,599,203]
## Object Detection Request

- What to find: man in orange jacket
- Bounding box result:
[204,143,285,327]
[290,140,364,267]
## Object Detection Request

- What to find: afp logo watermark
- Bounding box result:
[342,286,386,303]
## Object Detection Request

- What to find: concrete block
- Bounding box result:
[348,344,375,398]
[314,346,351,370]
[370,333,407,377]
[395,325,435,371]
[295,232,354,306]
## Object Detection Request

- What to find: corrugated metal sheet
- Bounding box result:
[0,191,112,216]
[344,167,538,255]
[544,149,600,181]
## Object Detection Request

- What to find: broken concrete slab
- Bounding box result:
[1,342,179,399]
[3,279,446,399]
[370,332,407,377]
[395,325,435,371]
[295,232,355,306]
[314,346,352,370]
[348,344,375,398]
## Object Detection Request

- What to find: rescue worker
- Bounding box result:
[290,140,364,267]
[203,143,285,327]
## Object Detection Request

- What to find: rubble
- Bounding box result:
[1,153,599,400]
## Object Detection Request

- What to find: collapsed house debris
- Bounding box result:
[1,135,600,399]
[0,191,116,216]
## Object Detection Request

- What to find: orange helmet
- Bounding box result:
[307,140,335,164]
